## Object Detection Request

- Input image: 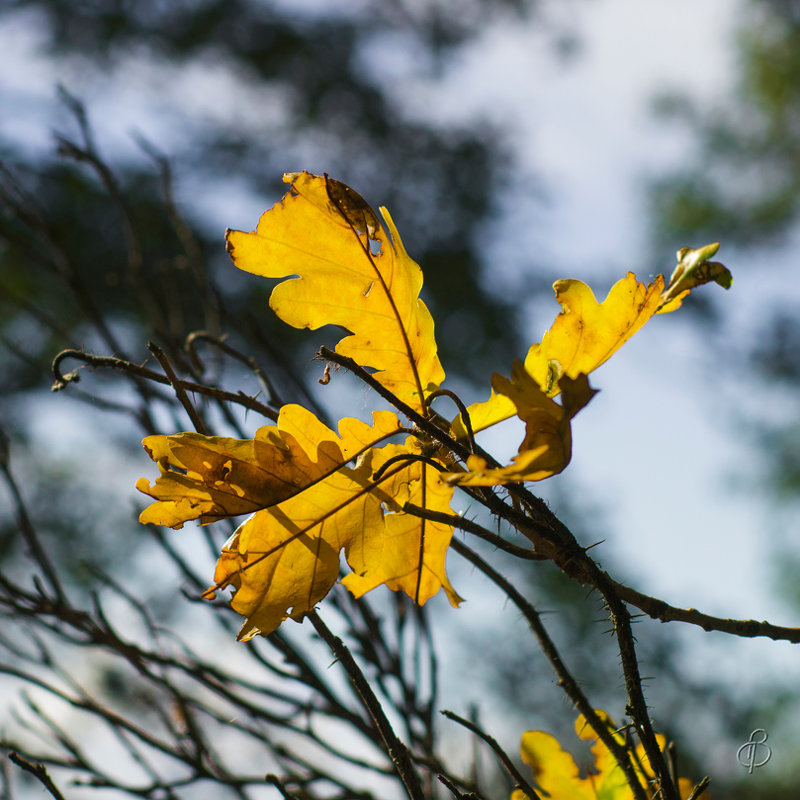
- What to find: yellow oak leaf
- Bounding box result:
[207,441,460,640]
[136,404,402,529]
[342,441,462,607]
[513,710,698,800]
[522,273,663,394]
[225,172,444,412]
[445,362,596,486]
[453,245,730,439]
[209,459,384,641]
[454,273,660,438]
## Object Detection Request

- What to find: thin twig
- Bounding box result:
[147,342,209,434]
[449,539,649,800]
[402,503,545,560]
[0,428,66,605]
[686,776,711,800]
[8,753,67,800]
[306,611,425,800]
[185,331,284,407]
[440,710,540,800]
[424,388,475,453]
[51,349,278,420]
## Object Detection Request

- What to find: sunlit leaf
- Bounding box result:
[207,441,460,640]
[137,404,402,528]
[137,166,730,646]
[226,171,445,411]
[454,248,730,439]
[523,273,663,392]
[342,441,462,607]
[446,363,596,486]
[208,457,383,641]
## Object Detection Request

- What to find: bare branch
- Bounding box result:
[8,753,67,800]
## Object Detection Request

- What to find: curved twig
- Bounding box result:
[424,389,475,453]
[51,349,278,420]
[441,710,541,800]
[372,453,448,483]
[185,330,284,406]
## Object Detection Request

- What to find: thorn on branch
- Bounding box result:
[686,776,711,800]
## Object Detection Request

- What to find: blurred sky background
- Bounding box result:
[2,0,799,792]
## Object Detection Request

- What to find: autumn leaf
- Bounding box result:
[138,174,465,639]
[206,441,460,640]
[136,404,402,528]
[523,273,663,393]
[208,457,384,641]
[137,171,730,642]
[453,272,662,438]
[342,441,461,607]
[453,244,730,438]
[225,171,444,412]
[446,363,597,486]
[512,710,698,800]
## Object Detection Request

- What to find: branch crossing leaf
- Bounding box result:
[209,441,460,640]
[446,364,597,486]
[137,404,402,528]
[513,710,698,800]
[136,169,731,638]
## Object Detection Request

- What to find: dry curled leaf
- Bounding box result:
[446,362,597,486]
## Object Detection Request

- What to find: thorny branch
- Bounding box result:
[0,131,764,800]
